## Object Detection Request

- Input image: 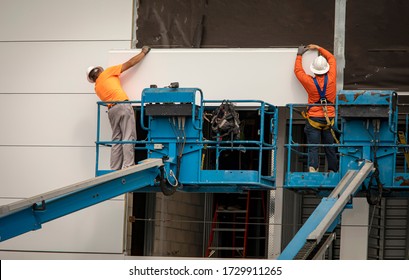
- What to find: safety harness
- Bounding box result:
[209,100,241,140]
[301,74,339,143]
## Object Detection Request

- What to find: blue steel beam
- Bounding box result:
[277,197,337,260]
[0,159,162,242]
[278,161,374,259]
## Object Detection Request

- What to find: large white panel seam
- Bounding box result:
[0,41,132,94]
[0,197,124,202]
[0,40,131,42]
[0,93,96,96]
[0,145,95,148]
[0,0,133,42]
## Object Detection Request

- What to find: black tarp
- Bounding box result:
[136,0,409,90]
[345,0,409,90]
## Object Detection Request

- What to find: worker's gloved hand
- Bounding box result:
[297,45,308,56]
[142,46,151,55]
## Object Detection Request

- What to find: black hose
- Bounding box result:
[159,167,177,196]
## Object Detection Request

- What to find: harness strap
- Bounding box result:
[308,74,331,111]
[303,73,339,143]
[313,74,328,100]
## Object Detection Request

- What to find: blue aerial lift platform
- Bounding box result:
[285,90,409,193]
[279,90,409,259]
[0,85,278,242]
[1,86,407,259]
[95,86,278,194]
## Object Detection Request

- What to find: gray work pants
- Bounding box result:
[107,103,136,170]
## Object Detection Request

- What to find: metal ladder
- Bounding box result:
[206,191,267,258]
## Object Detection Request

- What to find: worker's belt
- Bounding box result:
[306,116,334,130]
[302,111,340,144]
[307,100,334,111]
[108,100,128,109]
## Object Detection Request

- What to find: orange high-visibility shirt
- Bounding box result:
[294,47,337,118]
[94,65,129,102]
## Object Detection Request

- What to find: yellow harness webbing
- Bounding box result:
[398,131,409,168]
[302,101,339,144]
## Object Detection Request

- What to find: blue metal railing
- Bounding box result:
[95,95,278,190]
[202,99,278,183]
[285,91,409,191]
[285,102,341,175]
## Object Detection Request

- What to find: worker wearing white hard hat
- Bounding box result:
[87,46,151,170]
[294,44,338,173]
[86,66,103,83]
[310,55,330,75]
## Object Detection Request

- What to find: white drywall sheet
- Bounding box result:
[108,49,318,106]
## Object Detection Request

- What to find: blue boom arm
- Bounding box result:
[0,159,163,242]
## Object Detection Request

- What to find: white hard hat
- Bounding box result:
[86,66,103,83]
[310,56,330,75]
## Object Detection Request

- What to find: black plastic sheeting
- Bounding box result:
[345,0,409,90]
[136,0,409,90]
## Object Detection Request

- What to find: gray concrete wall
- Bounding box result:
[154,193,205,257]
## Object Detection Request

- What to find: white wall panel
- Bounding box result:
[340,198,369,260]
[0,146,110,198]
[0,0,133,258]
[108,49,319,106]
[0,94,111,146]
[0,0,133,41]
[0,198,125,253]
[0,251,125,260]
[0,41,131,94]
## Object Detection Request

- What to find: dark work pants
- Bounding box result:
[304,118,338,172]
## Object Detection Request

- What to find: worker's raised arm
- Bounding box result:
[121,46,151,73]
[294,45,310,83]
[308,44,335,67]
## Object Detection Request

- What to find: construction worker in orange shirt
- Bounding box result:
[87,46,151,170]
[294,44,338,172]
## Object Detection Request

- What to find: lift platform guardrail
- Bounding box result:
[285,90,409,195]
[95,87,279,193]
